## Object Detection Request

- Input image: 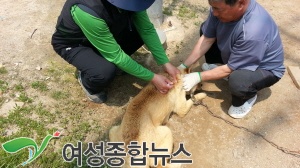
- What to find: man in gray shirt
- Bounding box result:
[178,0,285,118]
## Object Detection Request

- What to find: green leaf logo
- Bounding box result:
[1,131,61,166]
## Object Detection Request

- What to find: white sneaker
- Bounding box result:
[201,63,228,81]
[228,95,257,119]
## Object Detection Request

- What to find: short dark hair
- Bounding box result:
[209,0,238,6]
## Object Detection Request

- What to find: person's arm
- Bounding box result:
[71,5,154,81]
[201,64,232,81]
[183,35,216,67]
[132,11,180,83]
[132,11,169,65]
[181,35,228,91]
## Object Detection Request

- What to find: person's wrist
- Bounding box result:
[162,62,170,70]
[150,73,157,81]
[163,62,171,67]
[181,63,188,68]
[178,63,188,70]
[197,72,202,82]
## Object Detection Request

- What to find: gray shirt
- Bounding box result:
[202,0,285,78]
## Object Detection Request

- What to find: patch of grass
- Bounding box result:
[0,97,5,107]
[18,92,33,103]
[163,7,173,16]
[0,67,8,74]
[14,83,25,92]
[31,81,48,92]
[0,80,8,93]
[0,53,108,167]
[51,91,70,100]
[0,105,46,167]
[37,149,74,168]
[35,103,56,122]
[7,108,45,135]
[0,101,77,167]
[0,149,28,167]
[178,5,197,19]
[47,61,76,82]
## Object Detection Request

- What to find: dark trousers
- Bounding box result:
[199,23,279,106]
[59,28,143,94]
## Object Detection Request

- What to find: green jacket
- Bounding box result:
[71,5,169,81]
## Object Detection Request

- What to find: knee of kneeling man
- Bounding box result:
[228,73,243,91]
[228,77,253,97]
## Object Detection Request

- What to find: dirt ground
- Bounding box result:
[1,0,300,167]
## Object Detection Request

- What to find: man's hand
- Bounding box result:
[151,74,174,94]
[183,72,201,91]
[163,62,180,83]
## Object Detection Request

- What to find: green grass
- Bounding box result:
[14,83,25,92]
[178,5,197,19]
[0,60,97,167]
[163,7,173,16]
[31,81,48,92]
[0,59,126,168]
[18,92,33,103]
[0,80,8,93]
[0,67,8,74]
[51,91,70,100]
[0,57,117,167]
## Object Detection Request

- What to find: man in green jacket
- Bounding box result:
[51,0,179,103]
